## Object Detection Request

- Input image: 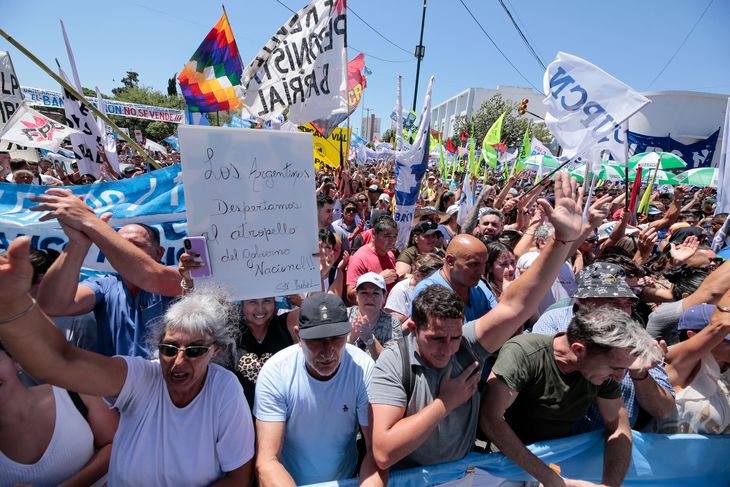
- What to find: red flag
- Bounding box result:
[445,139,456,154]
[460,130,468,142]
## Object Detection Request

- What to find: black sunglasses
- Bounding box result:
[158,343,212,358]
[344,207,357,214]
[357,198,368,203]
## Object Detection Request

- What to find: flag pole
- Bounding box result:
[624,120,630,209]
[0,28,159,169]
[341,4,349,171]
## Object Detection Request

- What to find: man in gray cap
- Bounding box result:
[254,293,382,486]
[532,261,675,431]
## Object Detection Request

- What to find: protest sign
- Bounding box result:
[0,52,22,131]
[0,165,187,271]
[240,0,348,124]
[543,52,650,160]
[179,126,320,300]
[299,123,350,168]
[22,86,185,123]
[0,103,81,151]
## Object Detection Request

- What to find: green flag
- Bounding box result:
[510,126,530,177]
[481,111,506,169]
[439,140,446,179]
[520,126,530,161]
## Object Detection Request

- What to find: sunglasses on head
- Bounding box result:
[158,343,212,358]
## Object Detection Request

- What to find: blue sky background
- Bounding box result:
[4,0,729,136]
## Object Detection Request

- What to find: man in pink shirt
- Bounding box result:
[346,215,399,305]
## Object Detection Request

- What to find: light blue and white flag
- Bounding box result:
[0,165,187,272]
[394,76,434,250]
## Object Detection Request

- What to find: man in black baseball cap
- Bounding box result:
[254,293,381,485]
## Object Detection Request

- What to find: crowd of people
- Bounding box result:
[0,144,729,487]
[0,139,179,186]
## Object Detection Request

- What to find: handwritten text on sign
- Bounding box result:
[179,126,320,300]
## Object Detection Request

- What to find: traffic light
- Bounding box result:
[518,98,529,116]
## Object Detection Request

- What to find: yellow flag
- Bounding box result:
[299,124,351,169]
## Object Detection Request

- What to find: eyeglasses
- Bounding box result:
[158,343,212,359]
[357,199,368,203]
[344,207,357,214]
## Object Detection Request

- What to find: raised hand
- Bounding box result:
[537,171,584,243]
[586,194,613,230]
[29,188,98,232]
[670,235,699,264]
[0,237,34,305]
[637,226,658,262]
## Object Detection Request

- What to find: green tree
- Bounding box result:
[108,76,183,141]
[450,94,553,152]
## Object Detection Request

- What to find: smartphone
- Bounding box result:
[183,236,212,279]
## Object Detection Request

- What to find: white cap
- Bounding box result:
[597,222,639,241]
[378,193,391,203]
[445,204,459,216]
[356,272,387,291]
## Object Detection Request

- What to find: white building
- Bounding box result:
[431,85,546,138]
[361,114,381,143]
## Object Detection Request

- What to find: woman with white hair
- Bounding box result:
[0,237,254,486]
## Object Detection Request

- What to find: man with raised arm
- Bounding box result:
[367,173,610,478]
[30,188,182,357]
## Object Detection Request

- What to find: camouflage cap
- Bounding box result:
[574,262,637,299]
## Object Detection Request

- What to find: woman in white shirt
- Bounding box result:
[0,237,255,487]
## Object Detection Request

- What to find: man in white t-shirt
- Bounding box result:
[254,293,383,486]
[517,222,576,314]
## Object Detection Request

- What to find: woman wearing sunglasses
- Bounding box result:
[0,238,254,486]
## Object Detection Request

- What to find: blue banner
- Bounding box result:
[308,431,730,486]
[627,129,720,168]
[0,166,188,271]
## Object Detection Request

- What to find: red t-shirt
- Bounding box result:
[346,244,397,293]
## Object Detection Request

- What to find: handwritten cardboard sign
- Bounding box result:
[179,126,320,300]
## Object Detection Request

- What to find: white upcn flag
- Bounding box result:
[240,0,348,124]
[0,103,81,151]
[394,76,435,250]
[543,52,650,160]
[715,97,730,216]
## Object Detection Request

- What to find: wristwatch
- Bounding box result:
[365,336,375,346]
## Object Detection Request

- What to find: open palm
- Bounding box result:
[537,172,584,242]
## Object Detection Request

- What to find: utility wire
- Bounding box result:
[458,0,542,92]
[646,0,714,89]
[349,7,412,55]
[496,0,546,70]
[273,0,413,63]
[504,0,545,63]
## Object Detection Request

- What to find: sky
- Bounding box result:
[4,0,729,136]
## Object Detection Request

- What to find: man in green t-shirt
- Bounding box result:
[481,306,663,487]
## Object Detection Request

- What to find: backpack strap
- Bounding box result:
[397,337,415,404]
[67,390,89,420]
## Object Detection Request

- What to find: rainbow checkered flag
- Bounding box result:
[178,12,242,113]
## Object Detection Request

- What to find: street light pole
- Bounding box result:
[412,0,428,113]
